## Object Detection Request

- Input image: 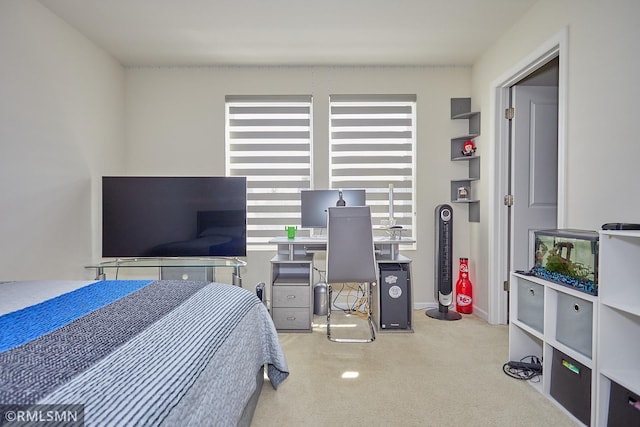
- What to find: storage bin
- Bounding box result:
[556,293,593,357]
[533,229,599,295]
[608,380,640,427]
[550,348,591,425]
[517,280,544,333]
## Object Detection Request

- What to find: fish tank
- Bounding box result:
[532,229,599,295]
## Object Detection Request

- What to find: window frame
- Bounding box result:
[328,94,417,246]
[225,95,313,251]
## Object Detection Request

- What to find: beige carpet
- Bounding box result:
[252,310,578,426]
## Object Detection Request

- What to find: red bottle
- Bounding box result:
[455,257,473,314]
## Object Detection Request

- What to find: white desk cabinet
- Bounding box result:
[270,254,314,332]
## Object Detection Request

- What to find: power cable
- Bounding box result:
[502,355,542,382]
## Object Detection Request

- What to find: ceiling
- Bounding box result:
[38,0,538,67]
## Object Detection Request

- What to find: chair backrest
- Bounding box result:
[326,206,378,284]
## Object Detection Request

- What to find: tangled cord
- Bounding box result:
[315,267,370,320]
[333,283,369,319]
[503,355,543,382]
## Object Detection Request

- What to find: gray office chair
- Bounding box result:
[325,206,377,343]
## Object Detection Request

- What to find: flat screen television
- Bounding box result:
[102,176,246,257]
[300,189,366,228]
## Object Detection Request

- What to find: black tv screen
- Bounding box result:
[300,189,366,228]
[102,176,246,257]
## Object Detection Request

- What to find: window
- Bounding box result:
[226,95,312,250]
[329,95,416,240]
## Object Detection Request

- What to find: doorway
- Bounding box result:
[488,30,568,325]
[510,58,559,272]
[507,59,559,320]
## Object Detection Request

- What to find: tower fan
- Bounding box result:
[427,204,461,320]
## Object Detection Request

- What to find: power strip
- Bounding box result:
[507,361,542,373]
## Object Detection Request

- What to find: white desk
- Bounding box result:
[269,235,415,261]
[268,235,415,333]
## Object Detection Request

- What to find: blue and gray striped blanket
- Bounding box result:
[0,280,289,426]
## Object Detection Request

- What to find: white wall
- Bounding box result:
[0,0,125,279]
[124,66,473,306]
[471,0,640,320]
[11,0,635,320]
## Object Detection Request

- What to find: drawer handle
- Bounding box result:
[573,303,580,312]
[629,396,640,412]
[529,288,535,296]
[561,359,580,375]
[287,295,296,299]
[286,316,296,321]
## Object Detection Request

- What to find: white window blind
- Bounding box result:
[226,95,312,250]
[329,94,416,240]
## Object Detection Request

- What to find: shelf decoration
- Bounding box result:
[456,186,469,201]
[461,140,476,156]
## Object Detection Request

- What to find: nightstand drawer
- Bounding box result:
[272,307,310,330]
[272,285,309,307]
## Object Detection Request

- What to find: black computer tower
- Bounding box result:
[379,264,410,329]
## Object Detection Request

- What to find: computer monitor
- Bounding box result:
[300,189,366,229]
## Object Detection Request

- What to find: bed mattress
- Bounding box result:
[0,279,288,426]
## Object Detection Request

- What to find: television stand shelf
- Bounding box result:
[86,257,246,285]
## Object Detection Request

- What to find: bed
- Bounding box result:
[0,279,289,426]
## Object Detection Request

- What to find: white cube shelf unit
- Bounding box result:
[596,230,640,426]
[510,272,598,425]
[511,229,640,426]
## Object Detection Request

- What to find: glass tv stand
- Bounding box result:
[86,257,246,286]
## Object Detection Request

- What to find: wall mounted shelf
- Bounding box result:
[450,98,480,222]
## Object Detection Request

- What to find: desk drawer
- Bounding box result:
[272,307,310,330]
[272,285,309,307]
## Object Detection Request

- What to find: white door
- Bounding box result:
[510,85,558,272]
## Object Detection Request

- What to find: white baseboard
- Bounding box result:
[413,302,439,311]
